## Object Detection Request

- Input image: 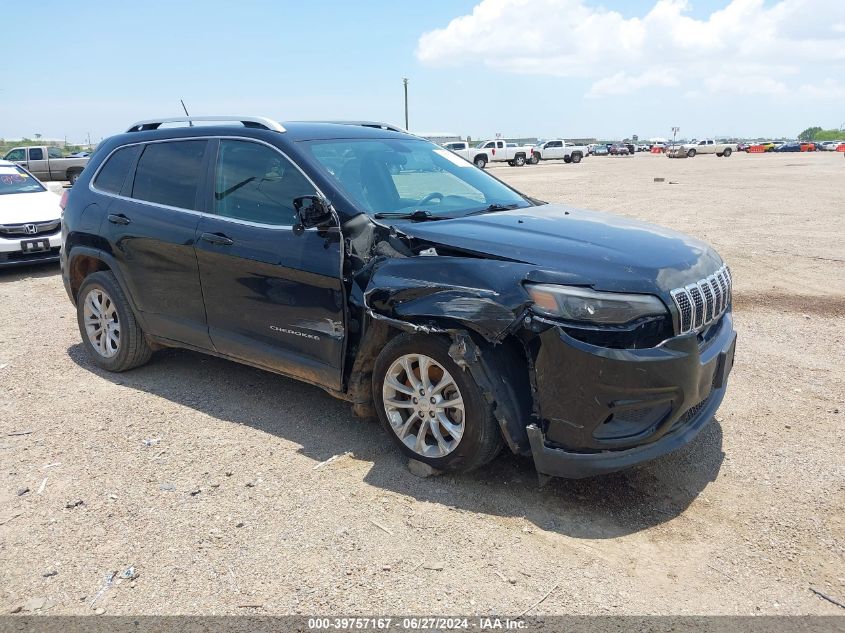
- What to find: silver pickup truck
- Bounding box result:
[3,146,89,184]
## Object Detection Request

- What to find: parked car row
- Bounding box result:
[738,140,845,153]
[442,139,589,168]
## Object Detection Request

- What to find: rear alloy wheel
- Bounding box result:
[68,171,81,185]
[373,334,502,472]
[77,271,152,372]
[514,155,526,166]
[83,287,121,359]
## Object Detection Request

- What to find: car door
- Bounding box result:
[194,138,345,390]
[97,139,213,349]
[547,141,563,159]
[26,148,49,180]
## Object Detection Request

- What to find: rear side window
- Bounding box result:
[93,145,141,194]
[29,148,44,160]
[131,140,207,210]
[213,140,315,226]
[48,147,63,159]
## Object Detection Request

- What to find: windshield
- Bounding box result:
[0,165,45,195]
[302,138,531,218]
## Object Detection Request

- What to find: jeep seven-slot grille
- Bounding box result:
[670,265,732,334]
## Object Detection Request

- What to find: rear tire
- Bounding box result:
[76,271,152,372]
[373,334,503,472]
[571,152,582,164]
[723,148,732,157]
[563,156,572,164]
[514,154,526,167]
[68,171,82,185]
[474,155,487,169]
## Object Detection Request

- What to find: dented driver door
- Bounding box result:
[194,138,345,390]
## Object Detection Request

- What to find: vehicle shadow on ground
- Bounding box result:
[68,344,725,540]
[0,262,60,283]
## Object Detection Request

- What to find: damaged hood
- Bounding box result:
[397,204,724,294]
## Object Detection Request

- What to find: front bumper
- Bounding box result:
[527,312,736,479]
[0,232,61,268]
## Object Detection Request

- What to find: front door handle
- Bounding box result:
[200,232,234,246]
[107,213,131,225]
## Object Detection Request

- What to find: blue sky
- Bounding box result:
[2,0,843,143]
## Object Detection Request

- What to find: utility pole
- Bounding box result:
[403,77,409,130]
[672,126,680,146]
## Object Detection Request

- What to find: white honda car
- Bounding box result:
[0,159,63,268]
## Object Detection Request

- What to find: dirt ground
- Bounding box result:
[1,151,843,617]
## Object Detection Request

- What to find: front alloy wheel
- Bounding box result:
[83,287,121,358]
[382,353,465,458]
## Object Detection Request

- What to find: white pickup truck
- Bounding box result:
[682,139,738,158]
[442,140,532,168]
[528,139,587,164]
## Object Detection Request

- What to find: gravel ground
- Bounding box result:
[0,151,843,616]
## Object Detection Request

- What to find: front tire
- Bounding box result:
[687,149,697,157]
[474,155,487,169]
[76,271,152,372]
[529,153,540,164]
[373,334,503,472]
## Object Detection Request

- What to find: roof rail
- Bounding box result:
[126,116,286,133]
[316,120,408,133]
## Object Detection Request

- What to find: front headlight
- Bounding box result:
[525,284,667,325]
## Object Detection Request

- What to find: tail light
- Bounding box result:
[60,189,69,211]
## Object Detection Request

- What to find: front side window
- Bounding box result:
[0,164,46,195]
[29,148,44,160]
[303,138,530,217]
[94,145,141,195]
[131,140,207,210]
[4,149,25,161]
[214,140,315,226]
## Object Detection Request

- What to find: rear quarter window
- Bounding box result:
[93,145,141,195]
[131,140,207,210]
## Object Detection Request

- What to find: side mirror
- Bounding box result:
[293,196,333,235]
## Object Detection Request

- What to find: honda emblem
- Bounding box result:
[24,224,38,235]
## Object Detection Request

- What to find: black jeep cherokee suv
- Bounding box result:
[61,116,736,480]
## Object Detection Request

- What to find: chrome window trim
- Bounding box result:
[88,135,329,231]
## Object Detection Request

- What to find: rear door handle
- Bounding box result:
[200,232,234,246]
[107,213,131,225]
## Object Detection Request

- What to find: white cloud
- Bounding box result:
[587,70,679,98]
[416,0,845,98]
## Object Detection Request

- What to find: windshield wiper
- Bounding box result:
[373,209,445,221]
[463,203,522,217]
